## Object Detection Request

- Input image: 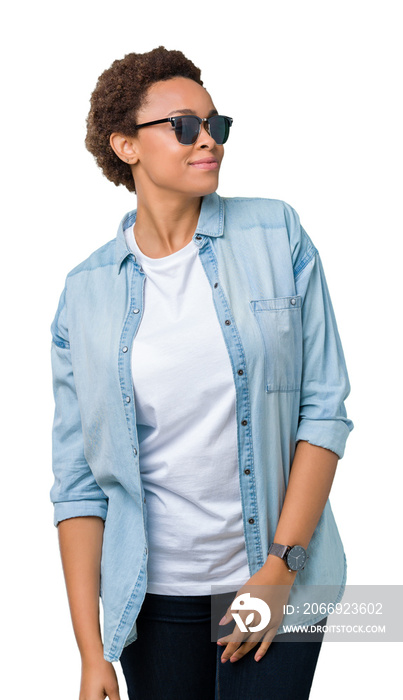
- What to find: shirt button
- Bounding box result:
[122,346,128,353]
[290,298,296,305]
[244,468,251,475]
[133,308,140,314]
[248,518,255,524]
[214,282,218,288]
[241,419,248,426]
[238,369,244,375]
[133,447,137,455]
[125,396,131,403]
[195,235,202,240]
[225,319,231,325]
[144,496,146,503]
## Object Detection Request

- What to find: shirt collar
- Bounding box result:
[115,191,224,274]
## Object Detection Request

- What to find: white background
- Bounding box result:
[1,1,402,697]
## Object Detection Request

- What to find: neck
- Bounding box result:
[132,187,203,258]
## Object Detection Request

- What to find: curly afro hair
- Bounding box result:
[85,46,203,193]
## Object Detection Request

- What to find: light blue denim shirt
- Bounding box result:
[50,192,354,662]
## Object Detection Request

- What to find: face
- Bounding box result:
[115,77,226,198]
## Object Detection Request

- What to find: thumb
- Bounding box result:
[105,680,121,700]
[107,689,121,700]
[219,605,233,626]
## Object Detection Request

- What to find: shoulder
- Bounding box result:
[221,194,306,236]
[221,195,318,275]
[65,238,117,281]
[51,208,135,342]
[51,238,117,344]
[64,207,136,281]
[222,194,288,226]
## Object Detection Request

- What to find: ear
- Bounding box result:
[109,132,139,165]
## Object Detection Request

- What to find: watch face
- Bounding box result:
[286,546,307,571]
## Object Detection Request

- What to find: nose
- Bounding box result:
[195,119,217,148]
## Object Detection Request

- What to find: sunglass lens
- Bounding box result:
[174,116,200,145]
[209,116,230,144]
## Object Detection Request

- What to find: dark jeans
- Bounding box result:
[120,591,327,700]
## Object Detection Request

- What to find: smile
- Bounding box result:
[189,159,219,170]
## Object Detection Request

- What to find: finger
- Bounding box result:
[221,633,271,661]
[220,627,249,648]
[225,640,259,663]
[219,602,261,628]
[217,622,247,646]
[219,597,256,627]
[220,627,277,663]
[220,643,242,662]
[218,605,233,626]
[254,627,278,662]
[218,623,268,645]
[220,633,253,662]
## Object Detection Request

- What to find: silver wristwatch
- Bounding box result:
[268,542,308,572]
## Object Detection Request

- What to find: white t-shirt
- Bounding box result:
[123,225,250,594]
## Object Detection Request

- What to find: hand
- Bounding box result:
[217,564,294,664]
[79,654,121,700]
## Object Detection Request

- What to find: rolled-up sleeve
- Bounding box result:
[294,230,354,459]
[50,285,109,527]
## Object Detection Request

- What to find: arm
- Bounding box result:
[50,285,109,527]
[262,440,339,583]
[218,215,354,663]
[58,518,121,700]
[264,225,354,581]
[218,441,340,663]
[57,516,105,660]
[50,287,119,698]
[50,285,109,650]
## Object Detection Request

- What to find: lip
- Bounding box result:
[189,157,219,170]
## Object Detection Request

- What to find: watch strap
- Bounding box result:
[268,542,290,559]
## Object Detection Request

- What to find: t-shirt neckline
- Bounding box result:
[124,225,198,267]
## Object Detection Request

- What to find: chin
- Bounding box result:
[194,178,220,197]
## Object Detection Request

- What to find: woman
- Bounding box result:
[50,46,354,700]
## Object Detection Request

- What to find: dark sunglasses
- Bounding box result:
[134,114,233,145]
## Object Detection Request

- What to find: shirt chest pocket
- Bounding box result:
[249,295,303,393]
